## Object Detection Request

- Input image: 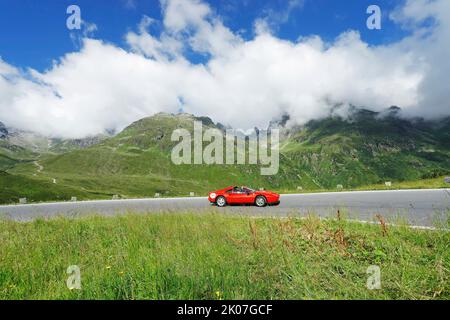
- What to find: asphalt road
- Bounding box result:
[0,189,449,227]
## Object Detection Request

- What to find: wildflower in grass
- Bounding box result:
[106,265,111,270]
[215,290,223,300]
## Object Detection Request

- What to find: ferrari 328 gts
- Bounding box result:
[208,186,280,207]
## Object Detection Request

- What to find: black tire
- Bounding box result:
[255,195,267,207]
[216,196,227,207]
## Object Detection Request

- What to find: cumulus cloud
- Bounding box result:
[389,0,450,118]
[0,0,449,138]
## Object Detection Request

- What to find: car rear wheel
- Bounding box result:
[255,195,267,207]
[216,196,227,207]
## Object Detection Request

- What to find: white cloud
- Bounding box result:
[123,0,137,10]
[389,0,450,118]
[161,0,242,56]
[257,0,304,31]
[0,0,449,138]
[69,20,98,50]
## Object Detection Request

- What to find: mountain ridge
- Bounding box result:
[1,107,449,203]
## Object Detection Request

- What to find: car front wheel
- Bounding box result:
[255,196,267,207]
[216,196,227,207]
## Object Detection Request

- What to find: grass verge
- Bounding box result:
[0,212,448,299]
[1,171,449,205]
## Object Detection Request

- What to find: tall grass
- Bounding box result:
[0,212,448,299]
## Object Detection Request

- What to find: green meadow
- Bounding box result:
[0,213,448,299]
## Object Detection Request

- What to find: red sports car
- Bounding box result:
[208,186,280,207]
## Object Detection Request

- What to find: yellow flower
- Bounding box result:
[106,265,112,270]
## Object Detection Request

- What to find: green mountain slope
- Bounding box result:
[281,108,450,188]
[11,113,300,200]
[3,109,450,203]
[0,140,36,171]
[0,171,98,204]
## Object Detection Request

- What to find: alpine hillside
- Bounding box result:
[1,107,449,203]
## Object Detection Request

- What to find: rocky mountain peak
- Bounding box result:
[268,113,290,130]
[0,121,8,139]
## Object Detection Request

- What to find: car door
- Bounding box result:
[225,189,240,204]
[226,187,247,204]
[241,188,256,204]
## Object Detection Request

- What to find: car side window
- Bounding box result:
[231,187,241,194]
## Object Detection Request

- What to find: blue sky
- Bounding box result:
[0,0,409,71]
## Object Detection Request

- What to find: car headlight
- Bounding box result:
[210,192,216,199]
